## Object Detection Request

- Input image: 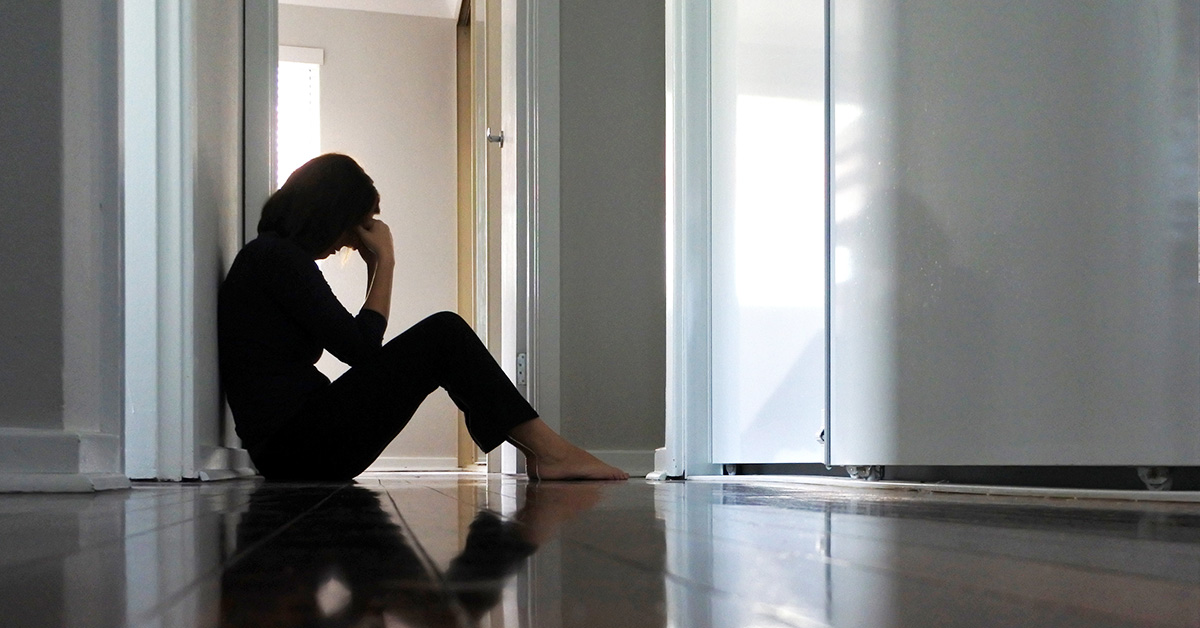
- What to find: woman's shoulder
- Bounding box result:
[236,233,312,267]
[243,232,300,255]
[226,233,317,285]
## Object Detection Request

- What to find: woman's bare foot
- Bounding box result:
[526,442,630,482]
[507,419,630,481]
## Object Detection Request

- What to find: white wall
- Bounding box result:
[0,0,126,490]
[60,0,123,462]
[279,5,460,468]
[193,0,247,472]
[0,1,66,432]
[559,0,667,465]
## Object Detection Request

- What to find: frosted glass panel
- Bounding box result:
[710,0,826,463]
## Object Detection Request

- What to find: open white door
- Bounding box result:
[481,0,562,474]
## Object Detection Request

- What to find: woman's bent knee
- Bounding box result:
[417,311,474,338]
[424,310,468,329]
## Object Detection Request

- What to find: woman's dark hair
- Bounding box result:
[258,153,379,256]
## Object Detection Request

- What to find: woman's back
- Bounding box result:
[218,232,385,451]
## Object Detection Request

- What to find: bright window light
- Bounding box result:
[276,60,320,189]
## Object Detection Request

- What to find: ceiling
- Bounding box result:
[279,0,460,20]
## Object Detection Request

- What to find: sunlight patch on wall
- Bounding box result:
[733,95,825,309]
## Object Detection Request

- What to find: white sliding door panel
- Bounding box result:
[710,0,827,464]
[830,0,1200,465]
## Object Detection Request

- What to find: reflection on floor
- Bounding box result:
[1,473,1198,627]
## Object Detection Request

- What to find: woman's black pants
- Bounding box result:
[251,311,538,480]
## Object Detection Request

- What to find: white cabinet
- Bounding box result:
[710,0,828,464]
[667,0,1200,475]
[830,0,1200,466]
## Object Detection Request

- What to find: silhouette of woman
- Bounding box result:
[218,154,627,481]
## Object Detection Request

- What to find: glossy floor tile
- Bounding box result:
[0,473,1198,627]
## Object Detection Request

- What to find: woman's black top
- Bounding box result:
[218,232,387,452]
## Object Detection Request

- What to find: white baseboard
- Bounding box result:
[0,427,121,474]
[0,472,130,493]
[368,456,460,472]
[0,428,128,492]
[197,468,258,481]
[590,450,656,477]
[198,446,258,481]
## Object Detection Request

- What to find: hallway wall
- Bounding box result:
[193,0,248,472]
[0,0,125,489]
[0,1,65,432]
[559,0,667,465]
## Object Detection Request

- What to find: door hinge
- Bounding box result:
[515,352,527,386]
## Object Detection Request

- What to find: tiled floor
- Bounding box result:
[1,473,1199,627]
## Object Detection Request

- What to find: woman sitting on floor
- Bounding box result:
[218,153,628,482]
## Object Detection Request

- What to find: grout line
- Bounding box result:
[130,482,353,626]
[380,489,475,628]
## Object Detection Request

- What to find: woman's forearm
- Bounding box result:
[356,217,395,321]
[363,257,394,320]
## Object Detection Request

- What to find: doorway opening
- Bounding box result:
[275,0,484,471]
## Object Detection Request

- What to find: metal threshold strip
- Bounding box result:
[685,475,1200,504]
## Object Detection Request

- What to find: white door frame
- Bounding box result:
[486,0,561,473]
[513,0,563,428]
[519,0,561,437]
[662,0,720,479]
[123,0,196,480]
[123,0,265,480]
[511,0,563,462]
